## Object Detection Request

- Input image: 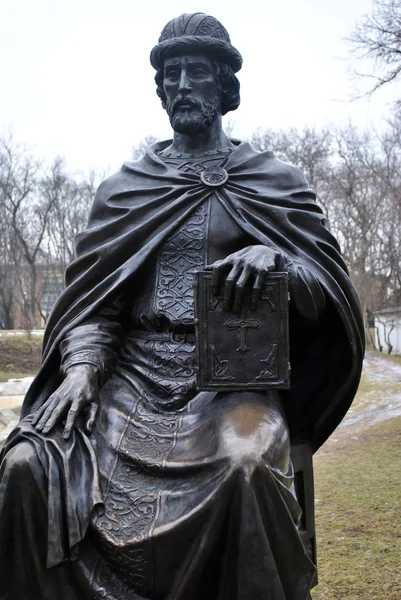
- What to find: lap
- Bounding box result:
[164,389,291,475]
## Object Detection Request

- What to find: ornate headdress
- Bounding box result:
[150,13,243,73]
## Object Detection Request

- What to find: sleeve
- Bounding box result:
[59,292,127,387]
[277,254,327,321]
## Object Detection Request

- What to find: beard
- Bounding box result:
[166,94,221,134]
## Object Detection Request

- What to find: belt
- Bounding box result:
[128,329,196,344]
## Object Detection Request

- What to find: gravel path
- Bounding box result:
[340,350,401,430]
[318,350,401,455]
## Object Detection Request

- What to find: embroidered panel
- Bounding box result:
[92,394,183,598]
[154,201,209,324]
[139,336,196,400]
[93,560,144,600]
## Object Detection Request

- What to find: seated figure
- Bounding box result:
[0,13,364,600]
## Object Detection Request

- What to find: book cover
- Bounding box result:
[194,271,290,390]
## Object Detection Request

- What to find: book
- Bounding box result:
[194,271,290,390]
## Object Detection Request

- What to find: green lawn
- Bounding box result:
[312,416,401,599]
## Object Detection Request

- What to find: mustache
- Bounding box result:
[171,96,201,113]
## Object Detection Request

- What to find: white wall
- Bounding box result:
[375,313,401,355]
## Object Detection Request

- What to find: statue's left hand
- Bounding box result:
[205,245,280,313]
[31,364,100,439]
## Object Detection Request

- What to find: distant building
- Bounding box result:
[39,274,65,325]
[374,307,401,355]
[0,264,64,330]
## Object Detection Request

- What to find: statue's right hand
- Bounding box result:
[31,364,100,439]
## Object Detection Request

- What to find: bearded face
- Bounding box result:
[166,93,221,134]
[163,54,222,134]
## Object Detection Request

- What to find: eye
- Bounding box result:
[191,68,208,78]
[165,69,179,80]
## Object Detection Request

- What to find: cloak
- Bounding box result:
[21,140,365,452]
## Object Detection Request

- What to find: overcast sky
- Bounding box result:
[1,0,399,173]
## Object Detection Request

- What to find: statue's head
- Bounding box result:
[150,13,242,134]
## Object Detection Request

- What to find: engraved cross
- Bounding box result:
[224,316,262,354]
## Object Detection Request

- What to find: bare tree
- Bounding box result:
[0,202,21,328]
[348,0,401,96]
[0,137,99,328]
[249,123,401,347]
[380,107,401,296]
[42,159,97,271]
[224,118,236,138]
[0,135,42,328]
[132,135,159,161]
[249,127,334,218]
[37,159,98,323]
[329,125,398,329]
[375,314,397,353]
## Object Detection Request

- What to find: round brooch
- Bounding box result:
[200,166,229,187]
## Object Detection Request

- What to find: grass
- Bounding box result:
[0,371,34,383]
[0,333,43,343]
[312,416,401,599]
[0,333,42,377]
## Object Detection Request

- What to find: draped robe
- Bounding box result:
[0,141,364,600]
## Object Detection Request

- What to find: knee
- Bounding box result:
[218,399,291,473]
[2,442,41,484]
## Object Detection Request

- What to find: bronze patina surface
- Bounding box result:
[0,12,364,600]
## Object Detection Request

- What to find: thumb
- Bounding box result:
[86,402,100,433]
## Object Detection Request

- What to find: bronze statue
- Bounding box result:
[0,13,364,600]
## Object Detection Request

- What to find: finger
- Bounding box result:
[34,397,60,431]
[42,398,71,434]
[210,261,226,295]
[63,401,82,440]
[224,264,241,310]
[233,268,251,313]
[251,271,265,310]
[85,402,99,433]
[274,252,287,271]
[204,260,219,271]
[31,398,54,426]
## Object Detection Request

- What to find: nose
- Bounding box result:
[178,70,192,94]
